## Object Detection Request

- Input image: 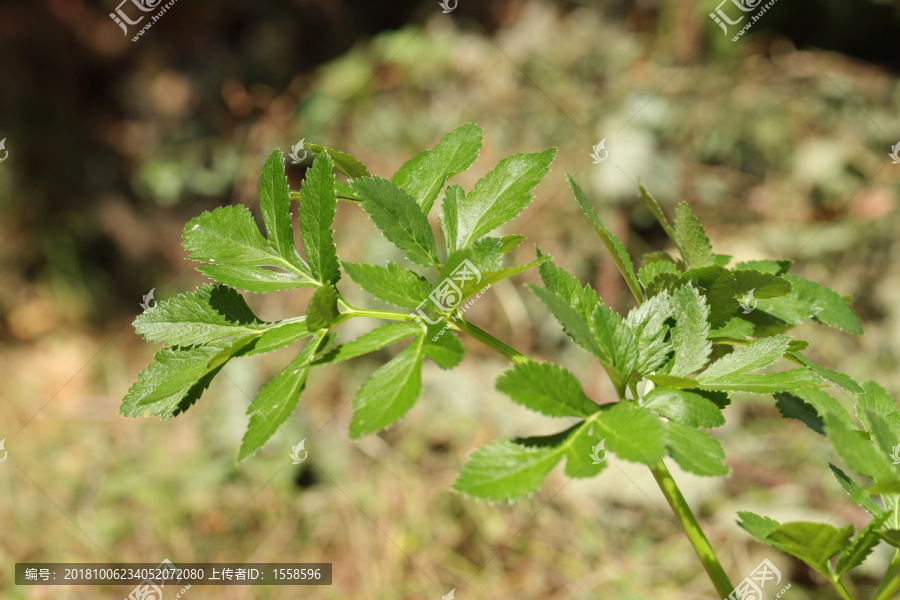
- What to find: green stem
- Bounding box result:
[455,319,529,365]
[336,305,418,325]
[650,462,734,598]
[831,578,856,600]
[873,549,900,600]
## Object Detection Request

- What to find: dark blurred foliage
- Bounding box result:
[0,0,898,338]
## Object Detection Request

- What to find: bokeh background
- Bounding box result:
[3,0,900,598]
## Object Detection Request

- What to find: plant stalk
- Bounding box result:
[873,549,900,600]
[831,578,856,600]
[650,461,734,597]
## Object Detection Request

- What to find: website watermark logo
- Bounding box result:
[0,439,7,464]
[290,439,308,465]
[140,288,156,311]
[889,142,900,165]
[110,0,181,42]
[442,589,456,600]
[710,0,780,41]
[891,443,900,465]
[410,259,491,341]
[739,288,757,314]
[439,0,458,13]
[289,139,308,165]
[589,439,608,464]
[125,558,191,600]
[590,139,609,164]
[0,138,8,163]
[726,559,789,600]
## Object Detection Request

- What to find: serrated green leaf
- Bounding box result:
[452,438,564,502]
[121,336,257,418]
[258,149,298,265]
[591,302,638,394]
[664,422,729,476]
[626,291,674,375]
[391,123,483,213]
[314,322,422,365]
[470,237,504,271]
[879,530,900,547]
[183,205,316,292]
[787,352,862,394]
[699,335,791,382]
[499,234,526,254]
[642,387,724,428]
[298,153,340,285]
[243,319,312,356]
[699,369,822,394]
[647,374,700,389]
[775,392,826,435]
[423,330,465,369]
[860,408,900,475]
[439,184,463,254]
[766,521,855,576]
[735,260,792,275]
[561,423,609,478]
[529,284,604,358]
[306,285,339,331]
[830,465,882,517]
[134,284,264,346]
[455,148,557,248]
[709,317,755,339]
[238,330,327,460]
[775,388,854,436]
[674,202,714,269]
[638,260,679,293]
[835,513,889,576]
[349,334,425,438]
[568,174,643,303]
[343,261,432,309]
[756,275,862,334]
[732,269,792,299]
[682,266,738,328]
[496,361,599,418]
[856,381,899,432]
[668,284,712,377]
[637,184,678,249]
[737,511,782,541]
[825,413,893,480]
[457,255,547,301]
[354,176,439,267]
[537,253,599,324]
[307,143,370,178]
[595,403,666,464]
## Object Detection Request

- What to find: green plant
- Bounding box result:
[124,124,900,599]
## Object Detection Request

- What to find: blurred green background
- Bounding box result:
[2,0,900,598]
